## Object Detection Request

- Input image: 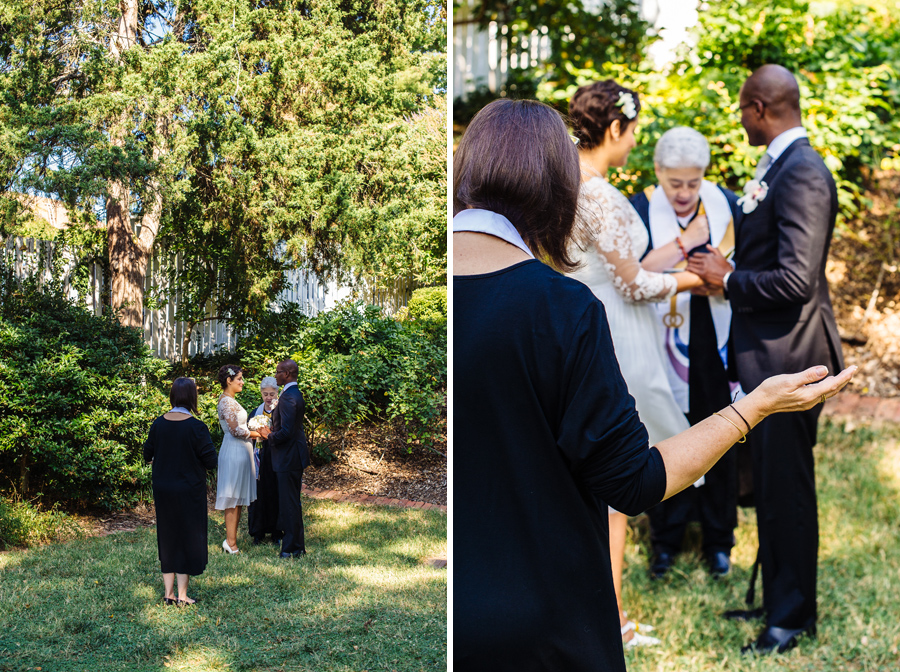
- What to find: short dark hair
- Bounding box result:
[453,98,582,272]
[569,80,641,151]
[279,359,299,380]
[170,377,198,415]
[217,364,243,390]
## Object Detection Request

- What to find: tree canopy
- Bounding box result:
[1,0,447,333]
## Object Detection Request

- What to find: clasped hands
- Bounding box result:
[686,245,733,297]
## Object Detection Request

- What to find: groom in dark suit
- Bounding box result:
[259,359,310,557]
[688,64,844,654]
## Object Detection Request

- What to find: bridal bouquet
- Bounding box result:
[248,415,271,431]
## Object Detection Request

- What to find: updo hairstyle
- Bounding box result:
[217,364,243,390]
[453,98,582,272]
[569,80,641,150]
[654,126,710,171]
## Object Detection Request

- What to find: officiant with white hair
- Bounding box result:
[247,376,283,545]
[630,126,745,580]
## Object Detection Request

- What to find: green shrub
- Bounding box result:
[407,286,447,322]
[0,270,168,509]
[0,496,83,549]
[235,300,446,454]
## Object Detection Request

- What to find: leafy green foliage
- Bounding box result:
[0,496,82,549]
[407,286,447,322]
[453,0,651,117]
[465,1,900,231]
[1,0,448,332]
[236,300,447,455]
[0,271,167,509]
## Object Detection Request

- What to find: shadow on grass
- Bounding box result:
[0,497,446,672]
[619,419,900,671]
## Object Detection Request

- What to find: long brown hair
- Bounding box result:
[453,99,582,272]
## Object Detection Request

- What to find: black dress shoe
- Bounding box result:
[279,550,307,558]
[723,607,765,621]
[252,536,264,546]
[650,552,674,579]
[741,625,816,655]
[706,551,731,578]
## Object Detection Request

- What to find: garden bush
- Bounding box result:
[0,270,168,509]
[235,299,447,456]
[0,496,83,549]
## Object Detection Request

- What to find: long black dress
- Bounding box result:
[143,416,218,576]
[247,404,282,541]
[455,260,668,672]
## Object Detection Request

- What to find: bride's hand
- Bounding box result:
[753,365,857,416]
[682,214,710,250]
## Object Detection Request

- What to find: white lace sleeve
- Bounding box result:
[218,397,251,439]
[582,179,677,303]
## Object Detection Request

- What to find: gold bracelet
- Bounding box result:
[713,411,747,443]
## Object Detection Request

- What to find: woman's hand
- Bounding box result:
[258,426,271,439]
[673,270,704,293]
[682,214,710,250]
[751,365,858,416]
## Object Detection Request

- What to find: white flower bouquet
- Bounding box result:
[248,415,271,431]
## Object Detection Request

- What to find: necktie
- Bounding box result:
[755,153,772,180]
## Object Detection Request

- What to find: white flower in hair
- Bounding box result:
[737,179,769,214]
[615,91,637,119]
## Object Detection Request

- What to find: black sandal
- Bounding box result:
[164,598,177,606]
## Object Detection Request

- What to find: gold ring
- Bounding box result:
[820,394,827,405]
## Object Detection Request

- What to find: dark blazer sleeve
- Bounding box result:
[192,419,218,470]
[727,163,832,310]
[266,390,297,447]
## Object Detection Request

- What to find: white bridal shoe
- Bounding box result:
[622,620,660,648]
[222,539,240,554]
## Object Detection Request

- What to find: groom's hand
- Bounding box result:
[686,245,732,288]
[258,426,271,439]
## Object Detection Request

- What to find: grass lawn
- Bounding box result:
[0,498,446,672]
[621,419,900,671]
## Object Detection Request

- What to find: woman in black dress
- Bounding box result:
[452,99,856,670]
[144,377,218,605]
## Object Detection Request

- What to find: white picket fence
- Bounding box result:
[3,235,413,360]
[452,0,662,101]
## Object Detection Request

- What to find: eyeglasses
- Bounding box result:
[739,100,763,112]
[569,134,580,146]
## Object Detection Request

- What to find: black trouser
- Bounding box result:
[276,469,305,554]
[752,407,821,630]
[648,296,737,555]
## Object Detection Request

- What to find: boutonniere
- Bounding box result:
[737,179,768,214]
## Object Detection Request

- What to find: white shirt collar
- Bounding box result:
[452,209,534,259]
[282,381,297,390]
[766,126,808,164]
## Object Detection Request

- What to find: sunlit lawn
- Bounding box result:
[0,498,446,672]
[621,419,900,671]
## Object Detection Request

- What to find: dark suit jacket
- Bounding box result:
[267,384,310,472]
[727,138,844,392]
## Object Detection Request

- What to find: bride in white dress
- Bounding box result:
[216,365,262,554]
[566,80,707,646]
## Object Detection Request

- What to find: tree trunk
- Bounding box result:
[107,185,149,328]
[105,0,165,329]
[181,319,196,369]
[18,452,28,495]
